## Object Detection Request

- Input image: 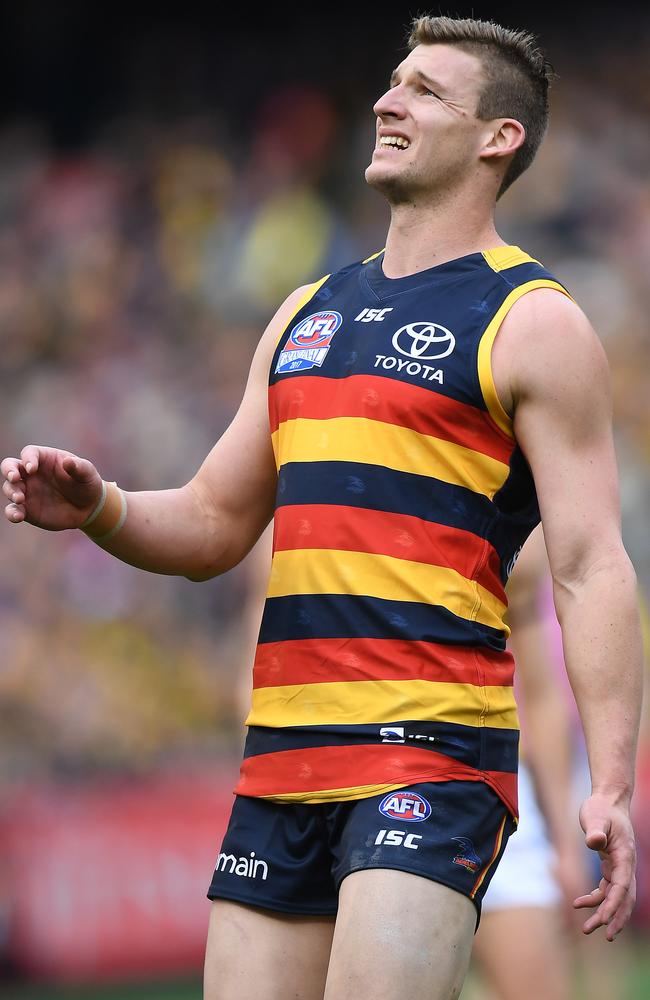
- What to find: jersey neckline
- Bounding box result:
[364,245,519,298]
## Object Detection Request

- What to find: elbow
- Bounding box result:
[184,556,228,582]
[180,483,233,581]
[553,544,637,601]
[183,548,240,582]
[184,569,216,583]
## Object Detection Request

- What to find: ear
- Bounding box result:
[479,119,526,162]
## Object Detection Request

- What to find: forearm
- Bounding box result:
[554,551,642,804]
[89,481,231,580]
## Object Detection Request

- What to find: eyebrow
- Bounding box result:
[389,67,445,94]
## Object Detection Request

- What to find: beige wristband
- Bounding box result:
[81,481,127,542]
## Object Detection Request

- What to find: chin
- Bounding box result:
[365,162,414,205]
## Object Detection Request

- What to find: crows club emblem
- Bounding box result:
[451,837,481,873]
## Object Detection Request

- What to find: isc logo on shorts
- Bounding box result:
[374,829,422,850]
[378,791,431,823]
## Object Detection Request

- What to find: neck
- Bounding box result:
[381,190,505,279]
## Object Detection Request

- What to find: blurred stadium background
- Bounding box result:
[0,2,648,997]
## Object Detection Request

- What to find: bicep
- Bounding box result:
[189,284,314,560]
[194,343,277,529]
[506,293,623,587]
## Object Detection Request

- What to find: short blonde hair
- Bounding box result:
[408,15,553,197]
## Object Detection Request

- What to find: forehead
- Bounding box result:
[393,43,485,99]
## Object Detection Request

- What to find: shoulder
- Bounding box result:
[244,281,329,385]
[492,287,610,415]
[260,252,381,350]
[258,279,329,351]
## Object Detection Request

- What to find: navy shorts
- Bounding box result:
[207,781,515,923]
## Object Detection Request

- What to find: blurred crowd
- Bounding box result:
[0,37,649,787]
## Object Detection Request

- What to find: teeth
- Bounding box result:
[379,135,410,149]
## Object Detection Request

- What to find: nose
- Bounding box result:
[373,83,407,121]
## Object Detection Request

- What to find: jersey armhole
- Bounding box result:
[274,274,331,346]
[477,279,574,438]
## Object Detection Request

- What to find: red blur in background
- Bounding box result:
[1,770,236,983]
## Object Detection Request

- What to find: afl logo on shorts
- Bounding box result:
[275,311,343,374]
[379,791,432,823]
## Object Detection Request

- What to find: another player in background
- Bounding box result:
[2,15,643,1000]
[467,526,586,1000]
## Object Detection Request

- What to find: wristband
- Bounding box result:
[81,480,127,543]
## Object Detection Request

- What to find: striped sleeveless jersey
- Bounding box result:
[234,245,571,817]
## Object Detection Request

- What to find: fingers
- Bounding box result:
[574,873,637,940]
[580,880,635,940]
[574,880,607,909]
[3,478,25,505]
[5,501,25,523]
[604,877,636,940]
[20,445,42,475]
[2,446,43,491]
[2,457,27,523]
[1,456,26,484]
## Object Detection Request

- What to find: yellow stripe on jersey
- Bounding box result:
[247,678,519,730]
[481,246,541,272]
[274,274,331,346]
[268,548,508,632]
[271,417,510,498]
[362,248,385,263]
[477,279,575,437]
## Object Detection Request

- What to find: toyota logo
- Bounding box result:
[391,322,455,360]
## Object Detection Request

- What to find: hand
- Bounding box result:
[2,445,103,531]
[573,793,637,940]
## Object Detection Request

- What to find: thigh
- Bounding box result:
[324,869,475,1000]
[204,899,334,1000]
[323,781,514,1000]
[205,795,338,998]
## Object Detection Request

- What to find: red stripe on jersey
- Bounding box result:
[268,374,514,464]
[273,504,506,603]
[235,744,518,816]
[253,638,514,689]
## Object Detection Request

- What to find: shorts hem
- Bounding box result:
[207,888,337,918]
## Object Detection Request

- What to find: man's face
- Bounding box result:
[366,43,489,203]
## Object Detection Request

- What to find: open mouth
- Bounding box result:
[378,135,411,151]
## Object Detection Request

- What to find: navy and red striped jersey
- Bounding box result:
[234,245,571,817]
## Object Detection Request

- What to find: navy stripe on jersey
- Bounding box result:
[243,721,519,774]
[258,594,507,651]
[276,460,500,548]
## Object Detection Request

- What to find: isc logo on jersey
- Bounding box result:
[275,311,342,374]
[378,791,432,823]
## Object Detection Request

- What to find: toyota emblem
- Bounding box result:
[391,322,455,360]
